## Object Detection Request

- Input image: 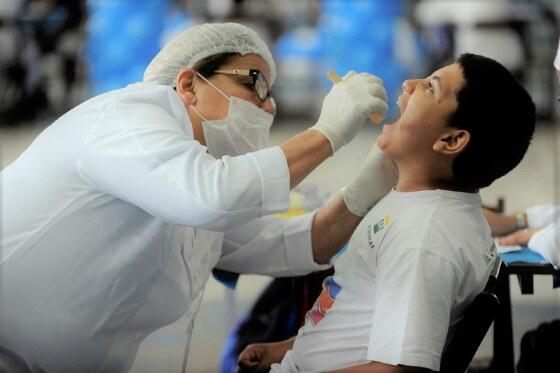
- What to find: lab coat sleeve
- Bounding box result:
[216,213,331,276]
[76,98,290,231]
[528,222,560,269]
[526,204,560,228]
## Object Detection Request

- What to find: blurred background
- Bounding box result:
[1,0,560,372]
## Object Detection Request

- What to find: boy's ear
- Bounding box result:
[175,68,197,105]
[433,129,470,156]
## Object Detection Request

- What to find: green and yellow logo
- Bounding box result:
[374,216,391,234]
[367,215,391,249]
[483,243,497,264]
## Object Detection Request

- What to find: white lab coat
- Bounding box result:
[526,204,560,268]
[0,83,328,372]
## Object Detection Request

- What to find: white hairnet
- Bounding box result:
[143,22,276,86]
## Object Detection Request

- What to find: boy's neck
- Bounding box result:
[395,174,442,192]
[395,161,475,193]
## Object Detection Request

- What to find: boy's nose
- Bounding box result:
[402,79,418,95]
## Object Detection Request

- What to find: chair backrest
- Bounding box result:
[0,345,32,373]
[439,258,501,373]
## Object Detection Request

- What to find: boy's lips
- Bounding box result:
[397,93,408,114]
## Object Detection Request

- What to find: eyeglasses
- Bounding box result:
[214,69,271,102]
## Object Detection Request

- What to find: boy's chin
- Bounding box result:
[376,135,389,152]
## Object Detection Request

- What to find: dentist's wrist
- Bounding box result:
[309,125,337,154]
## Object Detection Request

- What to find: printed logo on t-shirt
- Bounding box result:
[367,215,391,249]
[483,242,497,264]
[307,276,341,326]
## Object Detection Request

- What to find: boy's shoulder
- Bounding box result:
[378,189,484,224]
[365,189,491,259]
[369,189,480,228]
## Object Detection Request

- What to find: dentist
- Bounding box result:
[0,22,393,372]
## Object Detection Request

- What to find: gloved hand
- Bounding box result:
[341,143,398,217]
[312,71,389,152]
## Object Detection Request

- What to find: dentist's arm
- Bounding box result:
[216,199,357,276]
[218,143,399,274]
[308,143,398,264]
[311,196,361,263]
[281,129,332,189]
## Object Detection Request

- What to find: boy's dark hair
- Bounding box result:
[448,53,536,190]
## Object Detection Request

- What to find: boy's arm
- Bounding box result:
[238,337,295,372]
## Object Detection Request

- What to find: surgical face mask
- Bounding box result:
[190,73,273,158]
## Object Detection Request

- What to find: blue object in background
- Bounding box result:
[274,26,326,116]
[161,8,194,49]
[275,27,323,62]
[499,247,549,265]
[317,0,406,119]
[86,0,174,95]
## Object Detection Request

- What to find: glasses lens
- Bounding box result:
[254,73,269,101]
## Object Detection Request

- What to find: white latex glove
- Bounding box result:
[341,144,398,217]
[312,71,389,153]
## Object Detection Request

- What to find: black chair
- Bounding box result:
[440,258,502,373]
[0,345,32,373]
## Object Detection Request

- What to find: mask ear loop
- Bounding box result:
[190,104,208,122]
[196,72,231,101]
[189,72,233,122]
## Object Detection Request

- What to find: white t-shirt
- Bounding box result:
[528,222,560,268]
[0,83,327,372]
[272,189,496,372]
[525,204,560,268]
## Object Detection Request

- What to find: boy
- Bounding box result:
[238,53,536,372]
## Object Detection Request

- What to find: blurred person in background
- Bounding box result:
[0,22,395,372]
[0,0,86,125]
[556,38,560,81]
[483,38,560,269]
[0,0,46,124]
[484,205,560,268]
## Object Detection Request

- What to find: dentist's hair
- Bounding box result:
[192,53,239,78]
[144,22,276,86]
[448,53,536,190]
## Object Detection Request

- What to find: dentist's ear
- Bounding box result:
[433,129,470,155]
[175,68,197,105]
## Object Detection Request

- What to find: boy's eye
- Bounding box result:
[426,81,434,93]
